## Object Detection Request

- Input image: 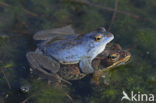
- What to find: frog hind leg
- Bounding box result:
[33,25,75,40]
[79,57,94,74]
[26,52,60,74]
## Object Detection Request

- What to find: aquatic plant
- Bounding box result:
[30,80,67,103]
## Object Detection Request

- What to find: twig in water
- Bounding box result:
[65,93,73,102]
[0,68,11,89]
[0,1,38,17]
[0,1,9,7]
[108,0,119,31]
[64,0,140,19]
[22,96,31,103]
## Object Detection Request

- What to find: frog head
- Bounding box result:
[81,27,114,60]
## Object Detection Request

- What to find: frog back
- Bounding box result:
[42,39,87,64]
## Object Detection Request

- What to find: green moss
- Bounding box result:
[127,77,135,84]
[30,0,56,18]
[41,21,54,29]
[105,89,117,96]
[112,15,139,45]
[136,29,156,47]
[135,29,156,59]
[3,62,14,69]
[53,9,72,24]
[30,80,66,103]
[0,35,8,46]
[34,89,65,103]
[0,35,8,40]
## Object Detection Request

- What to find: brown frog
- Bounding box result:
[58,43,131,82]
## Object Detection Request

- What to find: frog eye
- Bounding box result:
[108,53,120,61]
[95,35,103,42]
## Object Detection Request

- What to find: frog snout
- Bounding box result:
[104,33,114,43]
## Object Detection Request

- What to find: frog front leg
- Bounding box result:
[90,71,101,86]
[79,57,94,74]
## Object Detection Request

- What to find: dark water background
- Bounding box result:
[0,0,156,103]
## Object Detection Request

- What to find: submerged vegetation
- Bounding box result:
[29,80,67,103]
[0,0,156,103]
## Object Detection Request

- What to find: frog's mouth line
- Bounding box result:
[115,54,131,66]
[97,53,131,73]
[106,52,131,70]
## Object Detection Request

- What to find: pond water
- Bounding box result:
[0,0,156,103]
